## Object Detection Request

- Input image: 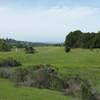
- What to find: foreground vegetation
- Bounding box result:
[0,46,100,100]
[0,79,78,100]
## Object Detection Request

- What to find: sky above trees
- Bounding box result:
[0,0,100,42]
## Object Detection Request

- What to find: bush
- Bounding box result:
[0,68,13,79]
[0,57,21,67]
[13,65,65,90]
[63,74,82,96]
[65,45,71,53]
[31,65,64,89]
[25,46,36,54]
[13,67,28,86]
[81,80,93,100]
[0,39,12,52]
[0,64,98,100]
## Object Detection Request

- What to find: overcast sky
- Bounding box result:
[0,0,100,42]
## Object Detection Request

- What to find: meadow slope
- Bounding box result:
[0,46,100,99]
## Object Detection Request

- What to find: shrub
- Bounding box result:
[81,80,93,100]
[65,45,71,53]
[0,39,12,52]
[13,67,28,86]
[31,65,64,89]
[63,74,82,96]
[0,68,13,79]
[13,65,65,90]
[25,46,36,54]
[0,57,21,67]
[1,64,98,100]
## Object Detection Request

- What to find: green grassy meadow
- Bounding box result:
[0,46,100,100]
[0,79,78,100]
[1,46,100,67]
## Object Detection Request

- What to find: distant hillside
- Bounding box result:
[0,38,63,47]
[5,38,50,47]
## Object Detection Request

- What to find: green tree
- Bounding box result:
[0,39,11,52]
[65,30,82,48]
[25,46,36,54]
[65,45,71,53]
[65,30,100,50]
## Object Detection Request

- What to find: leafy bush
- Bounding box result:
[81,80,92,100]
[64,76,100,100]
[0,57,21,67]
[65,45,71,53]
[13,67,28,86]
[0,39,12,52]
[8,64,100,100]
[25,46,36,54]
[13,65,66,90]
[0,68,13,79]
[31,65,64,90]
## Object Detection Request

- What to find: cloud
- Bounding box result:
[0,6,99,42]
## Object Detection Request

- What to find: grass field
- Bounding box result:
[0,79,79,100]
[0,46,100,67]
[0,46,100,100]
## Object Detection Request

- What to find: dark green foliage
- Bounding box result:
[13,65,65,90]
[16,43,26,48]
[25,46,36,54]
[65,30,82,48]
[0,39,12,52]
[65,45,71,53]
[80,32,96,49]
[53,43,64,46]
[0,57,21,67]
[92,32,100,49]
[65,30,100,49]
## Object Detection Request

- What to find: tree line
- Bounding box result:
[0,38,36,53]
[0,39,12,52]
[65,30,100,50]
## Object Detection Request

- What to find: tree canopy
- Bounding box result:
[0,39,12,52]
[65,30,100,49]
